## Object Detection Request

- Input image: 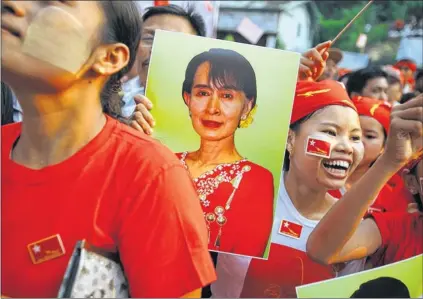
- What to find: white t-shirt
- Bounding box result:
[211,173,364,298]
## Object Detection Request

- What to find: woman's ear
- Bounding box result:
[287,129,296,156]
[243,98,254,116]
[183,91,191,106]
[90,43,130,76]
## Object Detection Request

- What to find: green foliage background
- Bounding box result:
[315,0,423,52]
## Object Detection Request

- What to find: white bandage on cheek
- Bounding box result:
[22,6,91,74]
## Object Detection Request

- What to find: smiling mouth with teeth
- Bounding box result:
[322,159,351,176]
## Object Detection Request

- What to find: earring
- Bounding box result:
[239,105,258,129]
[189,110,192,117]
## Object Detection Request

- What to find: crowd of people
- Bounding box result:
[1,1,422,298]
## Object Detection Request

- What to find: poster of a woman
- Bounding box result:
[178,48,274,258]
[146,30,300,259]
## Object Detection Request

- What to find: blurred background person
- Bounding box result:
[415,68,423,94]
[347,67,389,102]
[394,58,417,93]
[121,4,207,118]
[382,65,403,106]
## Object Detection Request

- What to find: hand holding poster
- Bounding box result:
[145,30,300,259]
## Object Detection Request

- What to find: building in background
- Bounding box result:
[136,1,220,38]
[216,1,319,51]
[337,51,370,71]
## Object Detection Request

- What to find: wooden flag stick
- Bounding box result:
[331,0,374,45]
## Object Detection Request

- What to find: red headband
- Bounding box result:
[291,80,357,124]
[394,60,417,73]
[351,96,392,133]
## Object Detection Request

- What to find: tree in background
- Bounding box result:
[315,0,423,54]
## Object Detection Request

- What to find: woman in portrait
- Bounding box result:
[178,48,274,258]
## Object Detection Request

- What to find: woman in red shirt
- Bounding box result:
[211,80,367,298]
[307,94,423,268]
[1,1,216,297]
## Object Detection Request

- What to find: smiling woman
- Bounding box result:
[210,80,366,298]
[176,48,274,259]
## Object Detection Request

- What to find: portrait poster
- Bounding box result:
[146,30,300,259]
[296,254,423,298]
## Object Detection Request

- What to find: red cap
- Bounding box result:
[291,80,357,125]
[154,1,169,6]
[394,59,417,73]
[351,96,392,133]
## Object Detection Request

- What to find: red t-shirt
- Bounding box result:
[176,152,274,258]
[368,211,423,267]
[1,116,217,298]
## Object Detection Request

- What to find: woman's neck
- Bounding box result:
[345,165,369,191]
[191,135,242,167]
[11,83,106,169]
[284,168,331,219]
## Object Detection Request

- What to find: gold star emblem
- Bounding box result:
[297,89,331,97]
[370,103,381,116]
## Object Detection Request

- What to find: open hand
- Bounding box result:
[299,41,331,81]
[129,95,155,135]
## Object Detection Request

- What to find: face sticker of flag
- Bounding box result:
[305,135,332,159]
[278,219,303,239]
[27,234,66,264]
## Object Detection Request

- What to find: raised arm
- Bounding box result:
[307,95,423,265]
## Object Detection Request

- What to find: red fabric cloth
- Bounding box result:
[328,189,342,199]
[367,212,423,267]
[351,96,392,133]
[154,0,169,6]
[291,80,357,124]
[368,173,414,214]
[177,153,274,258]
[240,243,335,298]
[1,116,216,298]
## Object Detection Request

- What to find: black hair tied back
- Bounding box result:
[99,1,142,123]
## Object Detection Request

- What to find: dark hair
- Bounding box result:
[99,1,142,122]
[416,69,423,93]
[338,72,352,83]
[346,67,388,97]
[400,92,418,104]
[350,277,410,298]
[143,4,206,37]
[182,48,257,107]
[408,161,423,212]
[1,82,15,125]
[387,75,401,86]
[283,112,316,171]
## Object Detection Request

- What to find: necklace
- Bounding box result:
[179,152,251,248]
